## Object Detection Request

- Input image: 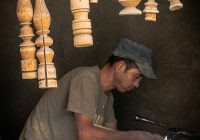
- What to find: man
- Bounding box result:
[20,38,163,140]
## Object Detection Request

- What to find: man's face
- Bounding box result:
[113,62,143,93]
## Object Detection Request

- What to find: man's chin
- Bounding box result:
[122,88,135,93]
[117,88,128,93]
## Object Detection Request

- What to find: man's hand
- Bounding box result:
[74,112,164,140]
[128,131,164,140]
[153,133,164,140]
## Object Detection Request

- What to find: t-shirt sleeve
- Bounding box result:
[67,75,97,120]
[103,95,117,125]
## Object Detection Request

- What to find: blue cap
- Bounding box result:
[113,38,158,79]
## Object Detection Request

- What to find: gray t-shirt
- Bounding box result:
[19,66,116,140]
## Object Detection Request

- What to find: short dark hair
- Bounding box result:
[106,55,137,70]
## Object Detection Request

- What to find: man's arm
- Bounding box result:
[74,113,164,140]
[104,122,117,130]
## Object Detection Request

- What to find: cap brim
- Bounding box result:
[135,62,158,79]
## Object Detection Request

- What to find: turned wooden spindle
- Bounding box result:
[169,0,183,11]
[143,0,159,21]
[33,0,57,88]
[90,0,98,3]
[118,0,142,16]
[70,0,93,47]
[16,0,37,79]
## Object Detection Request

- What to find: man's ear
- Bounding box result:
[115,61,126,73]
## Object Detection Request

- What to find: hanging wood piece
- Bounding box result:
[90,0,98,3]
[143,0,159,21]
[169,0,183,11]
[70,0,93,47]
[16,0,37,79]
[118,0,142,16]
[33,0,57,88]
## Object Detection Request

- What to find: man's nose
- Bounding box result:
[133,77,142,88]
[133,81,139,88]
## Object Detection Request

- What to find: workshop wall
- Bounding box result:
[1,0,200,139]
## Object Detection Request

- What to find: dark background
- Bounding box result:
[1,0,200,139]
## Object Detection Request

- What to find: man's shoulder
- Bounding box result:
[58,65,99,82]
[68,65,100,80]
[73,65,99,75]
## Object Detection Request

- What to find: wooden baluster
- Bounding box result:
[70,0,93,47]
[90,0,98,3]
[169,0,183,11]
[33,0,57,88]
[143,0,159,21]
[16,0,37,79]
[118,0,142,16]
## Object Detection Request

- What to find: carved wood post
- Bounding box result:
[70,0,93,47]
[33,0,57,88]
[90,0,98,3]
[118,0,142,16]
[169,0,183,11]
[143,0,159,21]
[16,0,37,79]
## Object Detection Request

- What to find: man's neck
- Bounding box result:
[100,64,115,92]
